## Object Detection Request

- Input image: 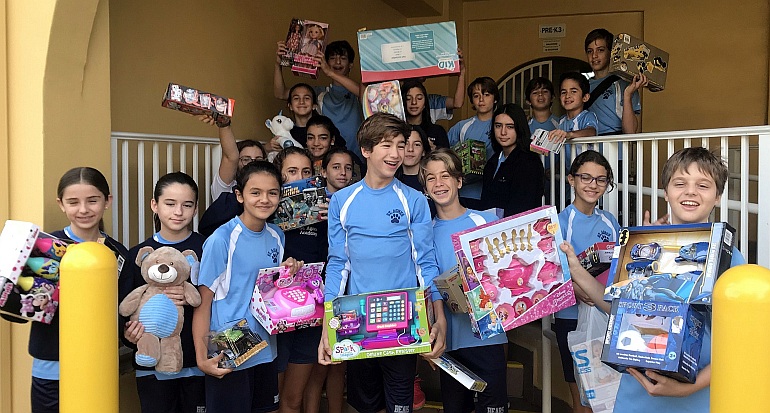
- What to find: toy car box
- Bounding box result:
[601,298,706,383]
[452,140,486,184]
[603,223,736,306]
[362,80,406,121]
[250,262,325,334]
[207,318,268,369]
[162,83,235,123]
[529,128,563,156]
[324,286,433,361]
[578,242,615,277]
[434,265,468,314]
[452,206,576,339]
[357,21,460,83]
[280,18,329,79]
[609,33,669,92]
[432,353,488,391]
[272,176,326,231]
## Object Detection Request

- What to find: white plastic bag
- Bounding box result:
[568,302,621,413]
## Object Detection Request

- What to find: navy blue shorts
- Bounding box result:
[275,326,322,372]
[136,374,206,413]
[205,362,279,413]
[553,318,579,383]
[439,345,508,413]
[346,354,417,413]
[31,377,58,413]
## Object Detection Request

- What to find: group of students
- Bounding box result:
[17,25,738,413]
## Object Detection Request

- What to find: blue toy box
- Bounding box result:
[603,223,735,306]
[357,22,460,83]
[601,298,706,383]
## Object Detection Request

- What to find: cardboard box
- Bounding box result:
[529,128,562,155]
[452,140,486,184]
[601,298,706,383]
[324,287,433,361]
[362,80,406,121]
[432,354,488,391]
[434,265,468,314]
[578,242,615,277]
[357,22,460,83]
[280,18,329,79]
[452,206,576,339]
[250,262,325,334]
[609,33,669,92]
[161,83,235,122]
[604,223,735,306]
[207,319,268,369]
[272,176,326,231]
[0,221,41,285]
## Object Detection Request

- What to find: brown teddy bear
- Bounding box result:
[118,246,201,374]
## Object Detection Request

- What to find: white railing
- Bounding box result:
[110,131,221,248]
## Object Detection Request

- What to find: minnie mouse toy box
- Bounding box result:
[250,262,325,334]
[451,206,575,339]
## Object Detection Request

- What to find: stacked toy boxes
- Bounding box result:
[451,206,576,340]
[609,33,669,92]
[600,223,735,383]
[250,262,325,334]
[0,221,68,324]
[324,287,433,361]
[280,18,329,79]
[161,83,235,123]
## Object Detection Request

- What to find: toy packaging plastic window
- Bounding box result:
[207,318,268,369]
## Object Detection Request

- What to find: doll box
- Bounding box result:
[324,287,433,361]
[250,262,325,334]
[578,242,615,277]
[601,298,706,383]
[0,220,41,285]
[207,318,268,369]
[281,19,329,79]
[357,21,460,83]
[452,140,486,183]
[609,33,669,92]
[161,83,235,122]
[452,206,576,339]
[603,223,735,306]
[432,353,488,392]
[434,265,469,314]
[529,128,563,155]
[272,176,326,231]
[362,80,406,121]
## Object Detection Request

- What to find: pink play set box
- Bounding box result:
[451,206,575,339]
[250,262,325,334]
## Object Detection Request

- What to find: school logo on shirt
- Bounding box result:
[267,247,279,264]
[386,209,405,223]
[597,230,612,242]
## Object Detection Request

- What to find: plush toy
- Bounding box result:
[118,246,201,374]
[265,113,300,161]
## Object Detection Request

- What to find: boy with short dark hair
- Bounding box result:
[526,77,559,134]
[548,72,598,144]
[319,112,446,413]
[560,147,745,413]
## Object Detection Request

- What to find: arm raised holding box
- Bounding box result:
[274,41,291,100]
[621,74,648,134]
[316,52,365,99]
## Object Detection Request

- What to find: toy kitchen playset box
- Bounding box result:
[250,262,325,334]
[324,286,434,361]
[451,206,576,339]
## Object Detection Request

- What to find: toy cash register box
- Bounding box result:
[324,287,433,361]
[250,262,325,334]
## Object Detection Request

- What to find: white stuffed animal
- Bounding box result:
[266,113,301,161]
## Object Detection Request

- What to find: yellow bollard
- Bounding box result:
[59,242,118,413]
[712,264,770,412]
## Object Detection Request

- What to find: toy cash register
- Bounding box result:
[359,291,416,349]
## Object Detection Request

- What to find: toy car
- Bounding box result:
[675,242,709,263]
[630,243,662,261]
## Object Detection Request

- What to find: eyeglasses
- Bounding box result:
[239,156,264,164]
[573,173,609,186]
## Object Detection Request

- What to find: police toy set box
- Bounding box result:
[601,298,706,383]
[357,22,460,83]
[272,176,326,231]
[609,33,669,92]
[0,221,68,324]
[250,262,325,334]
[162,83,235,123]
[280,18,329,79]
[451,206,575,340]
[324,287,433,361]
[603,223,736,306]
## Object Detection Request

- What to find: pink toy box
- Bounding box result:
[280,18,329,79]
[324,287,433,361]
[250,262,325,334]
[0,221,68,324]
[451,206,575,339]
